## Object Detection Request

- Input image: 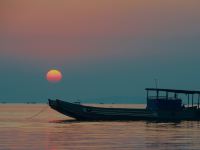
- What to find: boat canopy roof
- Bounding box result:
[145,88,200,94]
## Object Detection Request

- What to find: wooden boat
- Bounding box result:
[48,88,200,121]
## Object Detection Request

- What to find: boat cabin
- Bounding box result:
[145,88,200,111]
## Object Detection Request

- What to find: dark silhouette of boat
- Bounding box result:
[48,88,200,121]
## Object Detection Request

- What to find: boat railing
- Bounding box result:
[148,96,179,100]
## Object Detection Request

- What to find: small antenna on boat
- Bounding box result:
[154,78,158,89]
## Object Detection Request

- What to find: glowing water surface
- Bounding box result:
[0,104,200,150]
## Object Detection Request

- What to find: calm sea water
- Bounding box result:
[1,104,200,150]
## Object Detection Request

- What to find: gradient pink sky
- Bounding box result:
[1,0,200,64]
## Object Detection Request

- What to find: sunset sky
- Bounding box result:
[1,0,200,103]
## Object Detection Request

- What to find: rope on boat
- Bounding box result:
[26,104,49,120]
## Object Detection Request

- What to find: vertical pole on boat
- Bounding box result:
[198,94,200,109]
[192,94,194,107]
[188,94,190,107]
[154,78,158,89]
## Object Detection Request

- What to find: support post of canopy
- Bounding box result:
[174,93,177,99]
[156,90,159,99]
[192,94,194,107]
[166,92,168,100]
[198,94,200,109]
[188,94,190,107]
[147,90,149,100]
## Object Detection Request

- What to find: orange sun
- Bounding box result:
[46,69,62,83]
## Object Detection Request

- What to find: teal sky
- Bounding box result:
[0,0,200,103]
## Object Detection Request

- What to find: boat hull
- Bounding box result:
[48,99,200,121]
[49,99,156,121]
